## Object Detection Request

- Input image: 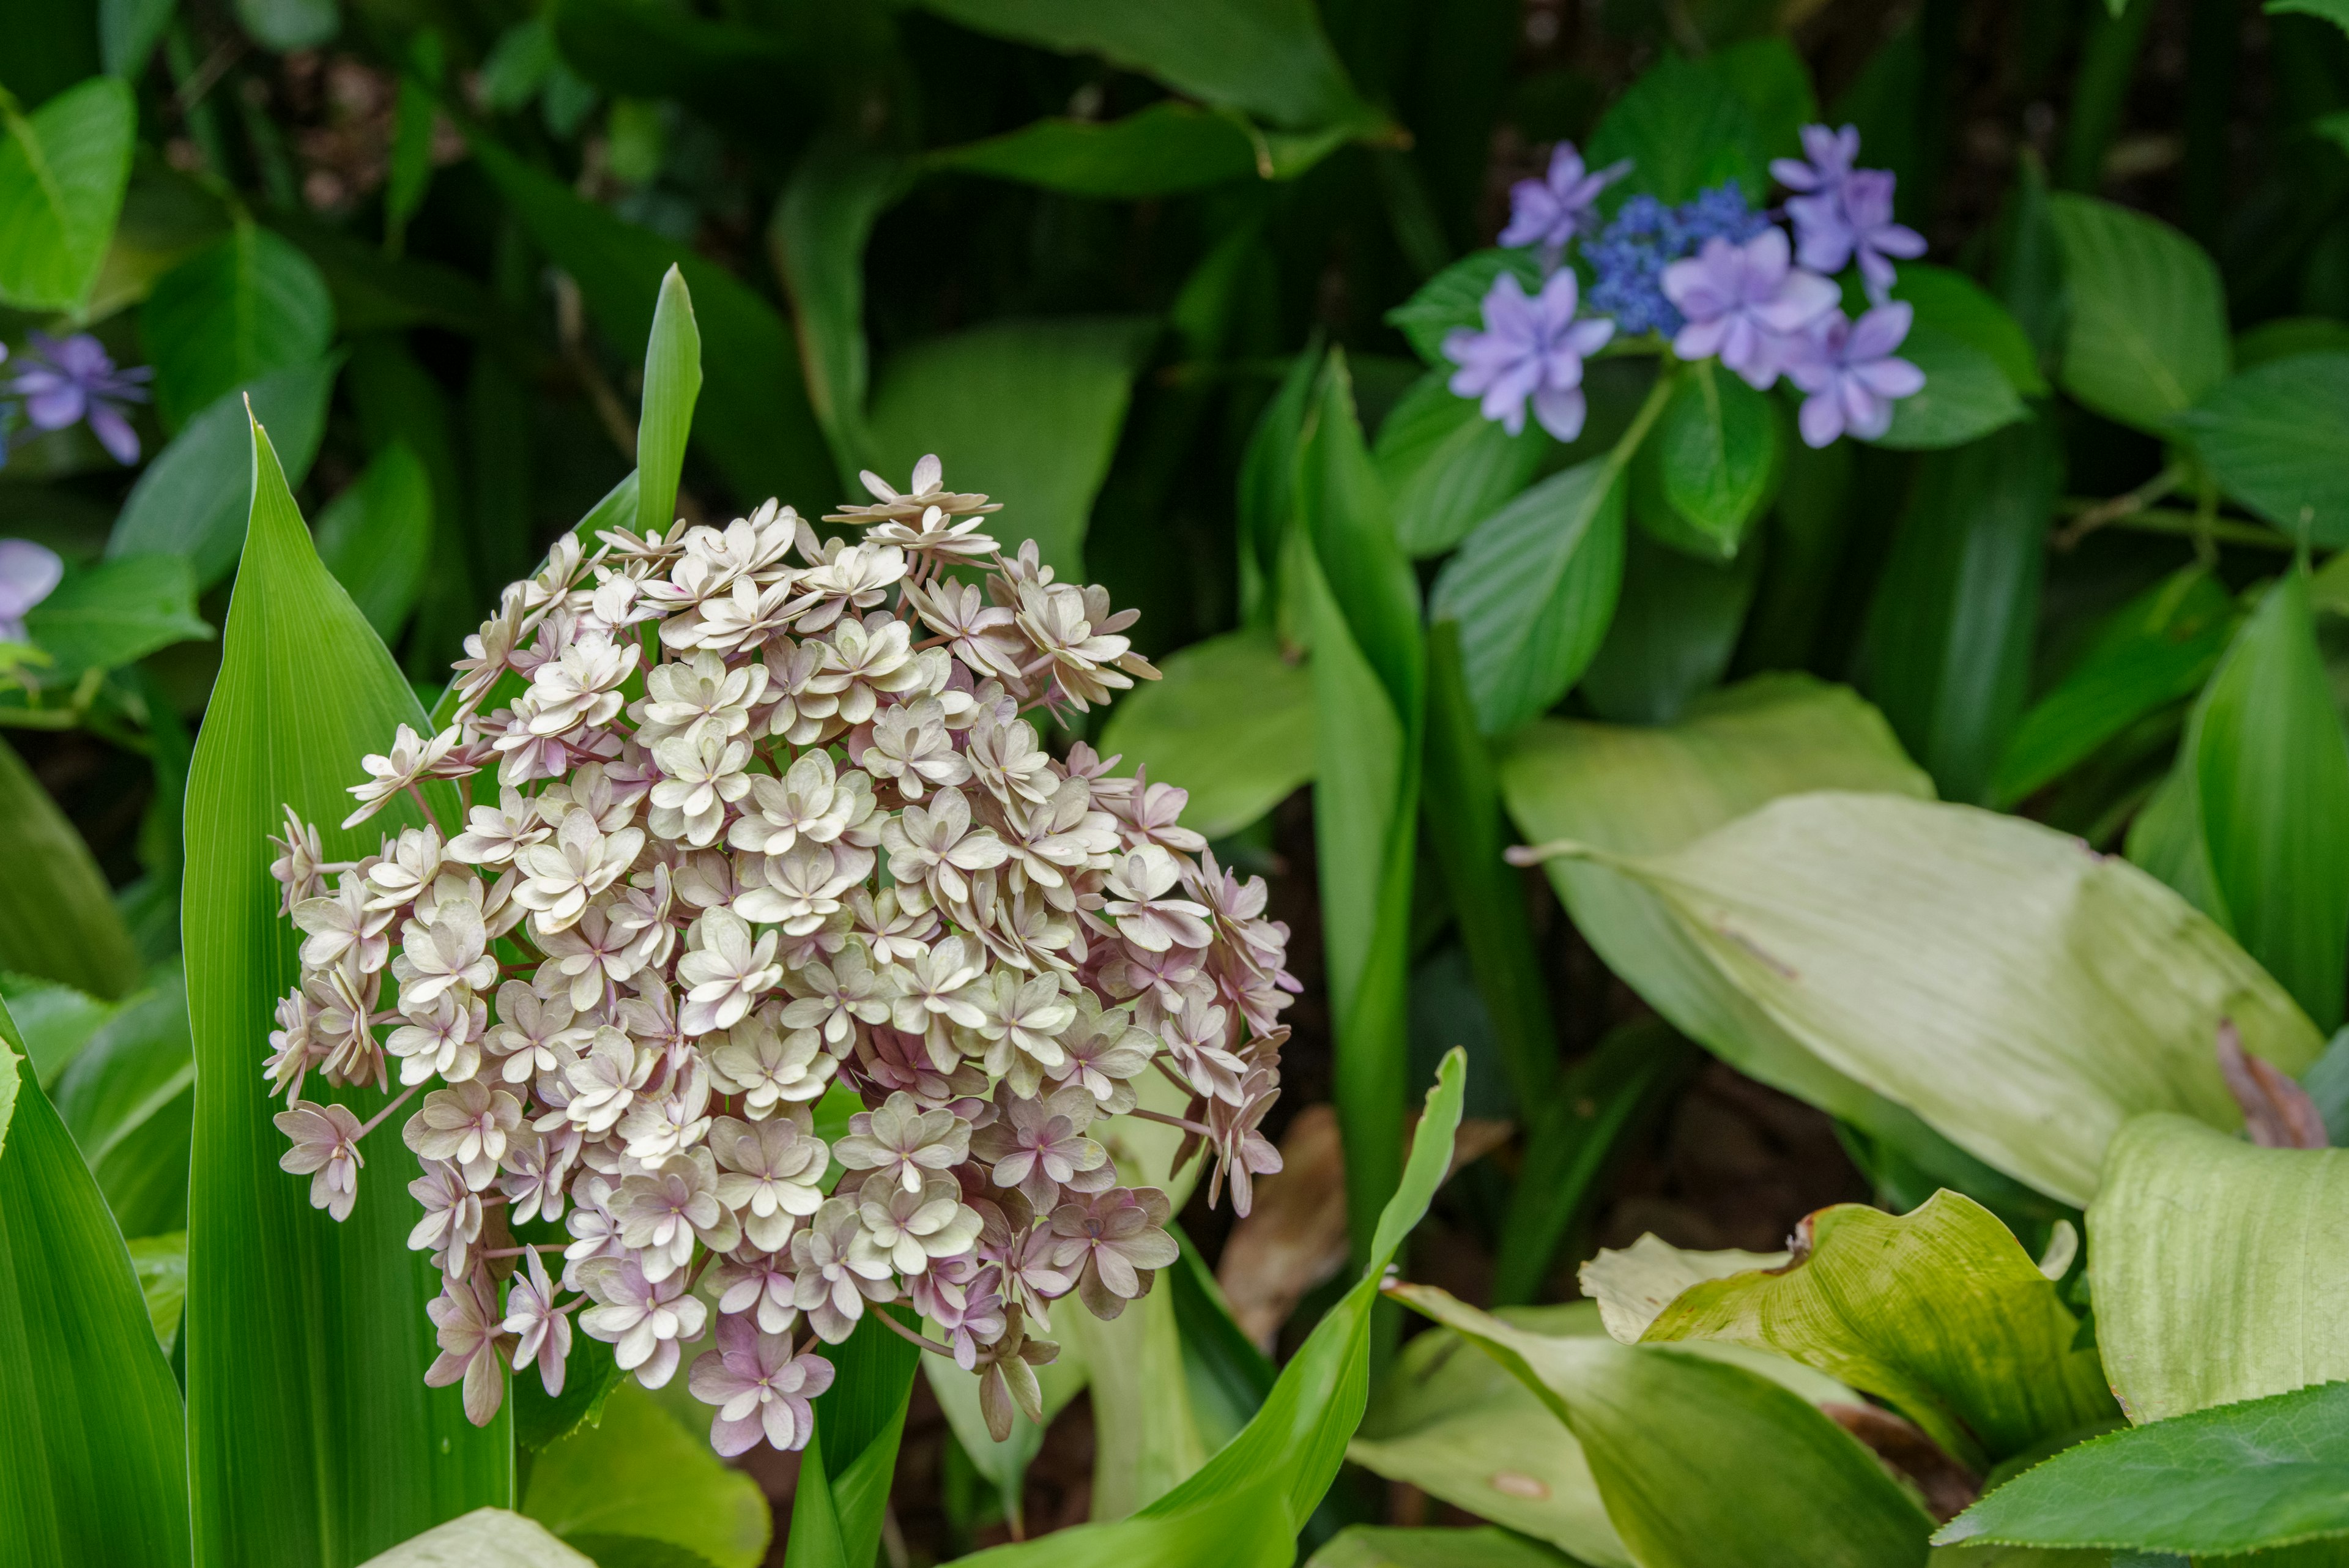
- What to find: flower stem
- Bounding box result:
[1603,363,1679,481]
[874,1309,958,1359]
[354,1084,421,1141]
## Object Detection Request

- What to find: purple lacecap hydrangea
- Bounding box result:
[1499,142,1631,256]
[1773,124,1926,304]
[1443,269,1617,442]
[1583,182,1773,338]
[1783,302,1926,446]
[6,333,151,466]
[1660,227,1840,389]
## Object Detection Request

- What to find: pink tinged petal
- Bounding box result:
[463,1344,505,1426]
[1531,385,1589,442]
[760,1396,804,1451]
[1798,391,1844,448]
[710,1410,762,1457]
[1854,355,1926,399]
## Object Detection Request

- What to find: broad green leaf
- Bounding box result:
[24,551,212,675]
[2136,569,2349,1031]
[1490,1019,1696,1306]
[109,357,344,587]
[100,0,173,81]
[2270,0,2349,35]
[0,1005,191,1568]
[1529,792,2322,1206]
[0,76,135,311]
[472,136,833,518]
[957,1050,1468,1567]
[0,734,139,998]
[1937,1380,2349,1557]
[1585,54,1767,204]
[1628,1192,2116,1469]
[1299,352,1423,1263]
[0,973,116,1083]
[2175,352,2349,547]
[1861,418,2058,804]
[1064,1284,1211,1519]
[512,1335,624,1456]
[1637,361,1780,559]
[1372,368,1546,558]
[782,1304,921,1568]
[1991,566,2236,808]
[1393,1284,1931,1568]
[768,136,908,486]
[636,265,701,536]
[1351,1301,1633,1566]
[546,0,807,129]
[1430,457,1626,734]
[1165,1231,1272,1450]
[184,414,510,1564]
[142,222,337,431]
[916,0,1378,132]
[1097,628,1313,839]
[930,102,1266,196]
[2090,1113,2349,1423]
[127,1230,188,1353]
[1578,527,1762,726]
[1891,264,2050,398]
[1384,248,1544,367]
[865,317,1157,578]
[1578,1234,1789,1343]
[236,0,338,50]
[2235,316,2349,368]
[1871,322,2030,450]
[2047,194,2229,433]
[524,1381,770,1568]
[316,441,434,642]
[358,1508,597,1567]
[53,965,196,1238]
[1307,1526,1579,1568]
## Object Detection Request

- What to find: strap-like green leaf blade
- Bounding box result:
[635,264,701,537]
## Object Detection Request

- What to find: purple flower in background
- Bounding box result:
[1773,124,1926,303]
[7,333,150,465]
[1784,302,1926,447]
[1585,183,1772,336]
[1499,142,1631,254]
[1661,228,1838,388]
[1443,269,1617,440]
[0,538,64,644]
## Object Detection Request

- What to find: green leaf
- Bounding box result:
[102,0,177,79]
[1392,1283,1931,1568]
[1097,628,1313,839]
[1307,1526,1579,1568]
[956,1050,1469,1567]
[768,136,910,488]
[383,45,441,255]
[1578,526,1763,726]
[1638,360,1781,558]
[1527,792,2323,1206]
[1065,1285,1211,1518]
[1166,1230,1272,1450]
[930,102,1270,196]
[1893,264,2049,396]
[1586,54,1765,204]
[784,1306,920,1567]
[2139,568,2349,1031]
[525,1381,770,1568]
[234,0,338,50]
[2269,0,2349,35]
[546,0,806,126]
[1991,565,2236,808]
[2089,1113,2349,1423]
[1938,1380,2349,1556]
[513,1334,624,1455]
[2048,193,2230,433]
[109,357,344,589]
[0,735,139,999]
[2175,352,2349,547]
[316,440,434,642]
[0,76,135,311]
[0,973,116,1084]
[1626,1192,2117,1469]
[0,1005,191,1568]
[636,265,702,536]
[1860,418,2059,804]
[865,317,1156,578]
[470,136,834,519]
[24,552,213,675]
[184,412,510,1563]
[916,0,1379,132]
[358,1508,598,1567]
[52,967,196,1236]
[1430,457,1627,734]
[142,222,337,431]
[1373,368,1548,558]
[2235,315,2349,368]
[1383,248,1544,366]
[126,1229,188,1353]
[1869,322,2030,450]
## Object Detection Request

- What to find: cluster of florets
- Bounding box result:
[1446,122,1927,449]
[261,456,1297,1455]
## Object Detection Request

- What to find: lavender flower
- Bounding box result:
[6,333,150,464]
[1584,184,1773,337]
[1443,270,1617,441]
[1660,228,1839,388]
[1773,124,1926,303]
[1499,142,1630,255]
[1784,302,1927,447]
[0,539,64,644]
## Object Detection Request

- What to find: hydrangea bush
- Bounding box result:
[261,458,1297,1454]
[1445,121,1928,448]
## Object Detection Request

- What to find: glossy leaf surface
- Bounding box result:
[0,76,135,311]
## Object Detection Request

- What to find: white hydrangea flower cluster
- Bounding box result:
[262,458,1297,1454]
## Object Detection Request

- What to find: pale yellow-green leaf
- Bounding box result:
[1578,1234,1788,1345]
[1540,792,2320,1206]
[356,1508,596,1567]
[125,1230,188,1353]
[522,1381,770,1568]
[2089,1113,2349,1424]
[1628,1193,2117,1469]
[1097,628,1314,840]
[1065,1285,1210,1520]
